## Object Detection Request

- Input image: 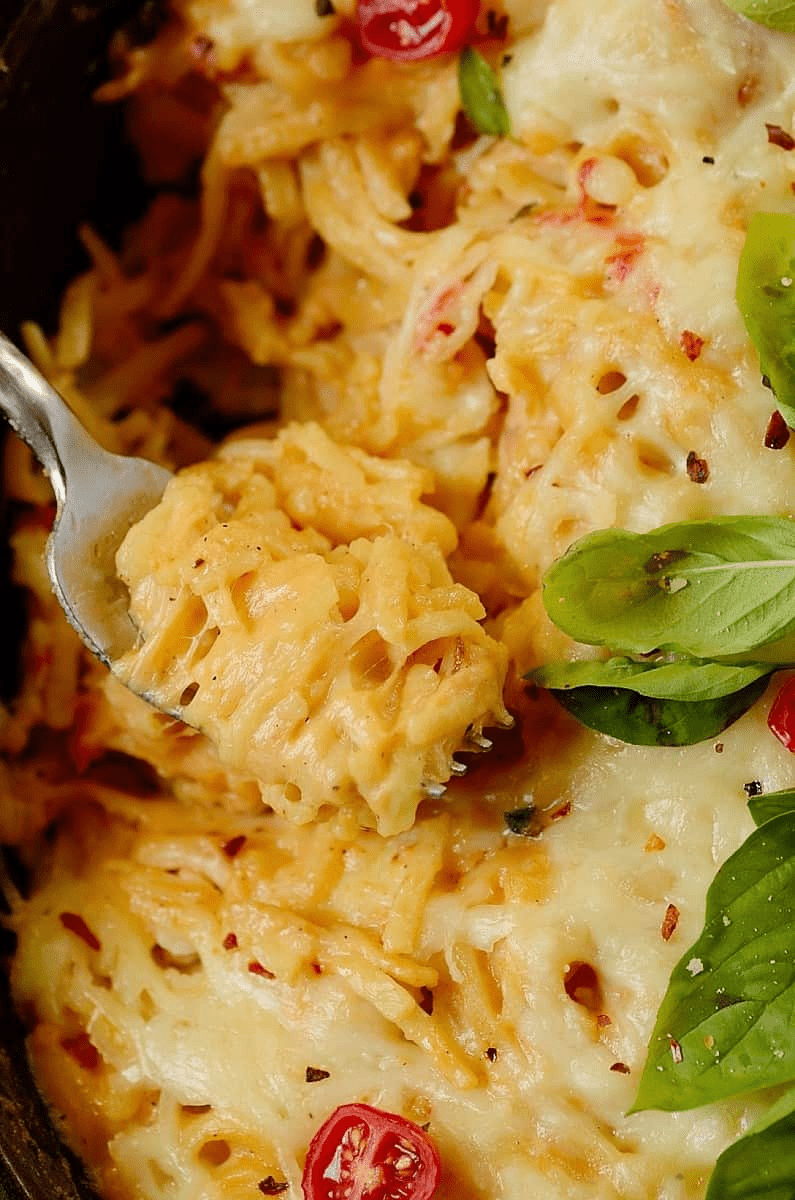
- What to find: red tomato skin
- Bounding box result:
[768,676,795,751]
[301,1102,441,1200]
[356,0,479,62]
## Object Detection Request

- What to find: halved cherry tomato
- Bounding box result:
[768,675,795,750]
[301,1102,441,1200]
[356,0,479,62]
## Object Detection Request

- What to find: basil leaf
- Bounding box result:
[705,1086,795,1200]
[542,516,795,659]
[633,813,795,1112]
[548,675,768,747]
[531,656,772,701]
[722,0,795,32]
[737,213,795,427]
[748,1083,795,1136]
[458,47,510,137]
[749,786,795,827]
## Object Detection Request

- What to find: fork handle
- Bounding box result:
[0,331,100,507]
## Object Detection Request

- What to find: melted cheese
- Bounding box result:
[115,423,509,835]
[3,2,795,1199]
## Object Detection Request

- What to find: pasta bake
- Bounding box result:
[3,0,795,1197]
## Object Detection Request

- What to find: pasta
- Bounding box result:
[114,422,510,834]
[2,0,795,1197]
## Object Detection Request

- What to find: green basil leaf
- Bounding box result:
[722,0,795,32]
[458,47,510,137]
[749,786,795,827]
[548,675,768,747]
[749,1083,795,1136]
[705,1086,795,1200]
[737,213,795,427]
[633,813,795,1112]
[542,516,795,658]
[531,656,773,701]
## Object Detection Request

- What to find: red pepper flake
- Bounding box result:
[680,330,704,362]
[59,913,101,951]
[415,283,463,351]
[661,903,680,942]
[766,123,795,151]
[596,1013,612,1028]
[550,800,572,821]
[485,1046,498,1062]
[669,1037,684,1064]
[305,1066,330,1082]
[248,960,275,979]
[610,1062,630,1074]
[222,834,247,859]
[419,986,434,1015]
[223,932,238,950]
[60,1033,100,1071]
[686,451,709,484]
[538,159,616,227]
[258,1178,288,1196]
[605,233,645,283]
[311,961,323,975]
[765,410,790,450]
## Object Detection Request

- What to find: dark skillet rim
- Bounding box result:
[0,2,156,1197]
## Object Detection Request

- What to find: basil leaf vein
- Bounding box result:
[458,47,511,137]
[737,213,795,428]
[531,656,772,701]
[748,786,795,827]
[633,813,795,1113]
[542,516,795,659]
[722,0,795,32]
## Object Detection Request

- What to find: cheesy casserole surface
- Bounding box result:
[3,1,795,1197]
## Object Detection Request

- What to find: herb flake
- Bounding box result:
[458,47,510,137]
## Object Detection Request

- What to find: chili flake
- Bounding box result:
[222,834,247,858]
[661,903,680,942]
[766,123,795,151]
[686,451,709,483]
[680,330,704,361]
[248,960,275,979]
[765,410,790,450]
[258,1178,288,1195]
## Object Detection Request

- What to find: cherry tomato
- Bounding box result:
[356,0,479,62]
[301,1102,441,1200]
[768,675,795,750]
